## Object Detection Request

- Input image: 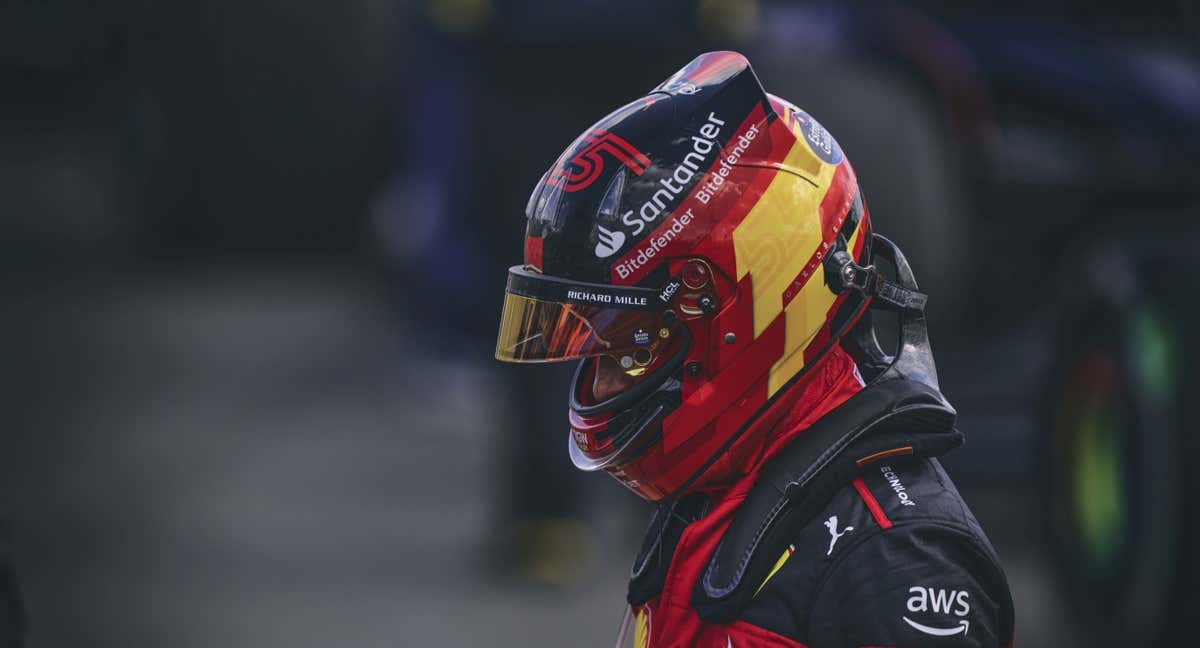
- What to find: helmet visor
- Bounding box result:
[495,266,673,364]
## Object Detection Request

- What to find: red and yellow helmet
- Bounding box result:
[495,52,874,501]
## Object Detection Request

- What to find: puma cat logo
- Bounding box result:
[824,515,853,555]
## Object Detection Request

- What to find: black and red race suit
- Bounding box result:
[619,348,1015,648]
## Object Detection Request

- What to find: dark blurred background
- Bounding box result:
[2,1,1198,646]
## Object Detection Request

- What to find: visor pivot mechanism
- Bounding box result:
[828,250,929,312]
[830,250,878,293]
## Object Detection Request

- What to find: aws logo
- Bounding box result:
[546,129,650,193]
[903,586,971,637]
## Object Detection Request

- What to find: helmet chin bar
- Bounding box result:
[567,325,691,472]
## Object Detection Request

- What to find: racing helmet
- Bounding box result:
[495,51,876,501]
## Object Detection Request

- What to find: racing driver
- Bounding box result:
[494,51,1015,648]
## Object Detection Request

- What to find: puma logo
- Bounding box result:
[824,515,853,555]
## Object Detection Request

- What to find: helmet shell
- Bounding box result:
[522,52,873,499]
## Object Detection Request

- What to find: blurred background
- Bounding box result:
[1,0,1198,646]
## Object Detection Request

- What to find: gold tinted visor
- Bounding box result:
[495,266,672,364]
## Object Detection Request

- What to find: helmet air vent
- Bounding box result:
[597,169,627,225]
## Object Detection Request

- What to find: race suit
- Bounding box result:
[620,350,1015,648]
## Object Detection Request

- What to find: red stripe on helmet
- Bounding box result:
[523,235,544,270]
[546,128,652,192]
[596,130,652,171]
[850,205,869,260]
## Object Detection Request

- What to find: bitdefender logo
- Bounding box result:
[547,130,650,193]
[594,224,626,258]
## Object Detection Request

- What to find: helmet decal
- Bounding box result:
[546,129,651,193]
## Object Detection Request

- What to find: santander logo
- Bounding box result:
[547,130,650,193]
[594,224,626,258]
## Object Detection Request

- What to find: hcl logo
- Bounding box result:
[546,129,650,193]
